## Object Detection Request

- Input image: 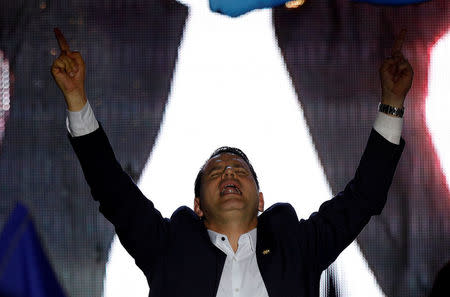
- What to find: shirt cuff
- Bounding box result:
[373,112,403,145]
[66,100,100,137]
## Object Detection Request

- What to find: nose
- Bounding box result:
[222,166,235,177]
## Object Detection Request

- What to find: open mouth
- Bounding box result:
[220,182,241,196]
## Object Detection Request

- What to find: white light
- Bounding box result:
[426,29,450,190]
[0,50,9,143]
[103,5,385,297]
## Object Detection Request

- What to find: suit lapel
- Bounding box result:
[199,221,226,297]
[256,216,279,297]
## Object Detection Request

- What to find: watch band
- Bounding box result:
[378,103,404,118]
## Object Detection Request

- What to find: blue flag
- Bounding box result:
[209,0,288,17]
[0,203,67,297]
[210,0,430,17]
[352,0,429,4]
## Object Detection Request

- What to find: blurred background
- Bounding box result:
[0,0,449,296]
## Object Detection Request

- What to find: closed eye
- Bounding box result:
[210,171,221,178]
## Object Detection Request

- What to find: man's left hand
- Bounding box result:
[379,29,414,108]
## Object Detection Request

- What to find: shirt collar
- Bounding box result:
[207,228,257,252]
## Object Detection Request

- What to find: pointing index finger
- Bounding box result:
[391,29,406,55]
[54,28,70,53]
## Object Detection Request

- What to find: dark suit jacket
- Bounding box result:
[69,125,404,297]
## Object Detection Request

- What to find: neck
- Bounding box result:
[204,216,257,252]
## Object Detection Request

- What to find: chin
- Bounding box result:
[220,200,249,212]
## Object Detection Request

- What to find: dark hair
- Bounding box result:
[194,146,259,198]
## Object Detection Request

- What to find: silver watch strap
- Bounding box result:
[378,103,404,118]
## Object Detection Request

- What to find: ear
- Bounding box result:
[194,197,204,217]
[257,192,264,212]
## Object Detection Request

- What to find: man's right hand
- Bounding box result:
[51,28,87,111]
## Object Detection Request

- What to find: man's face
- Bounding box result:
[194,153,264,225]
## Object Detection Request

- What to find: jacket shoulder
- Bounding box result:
[171,206,199,221]
[259,202,299,227]
[169,206,204,231]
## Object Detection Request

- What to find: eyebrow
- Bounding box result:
[205,162,247,174]
[205,166,221,175]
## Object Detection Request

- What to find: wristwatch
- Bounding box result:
[378,103,404,118]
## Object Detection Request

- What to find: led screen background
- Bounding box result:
[0,0,449,296]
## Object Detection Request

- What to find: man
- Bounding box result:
[51,26,412,296]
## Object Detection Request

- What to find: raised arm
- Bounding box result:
[303,30,412,271]
[51,29,169,277]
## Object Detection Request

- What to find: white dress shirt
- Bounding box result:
[66,100,403,297]
[208,229,269,297]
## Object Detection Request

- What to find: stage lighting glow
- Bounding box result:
[0,50,10,145]
[103,5,384,297]
[285,0,306,9]
[426,29,450,190]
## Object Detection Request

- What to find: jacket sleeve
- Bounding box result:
[68,124,168,277]
[300,128,405,272]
